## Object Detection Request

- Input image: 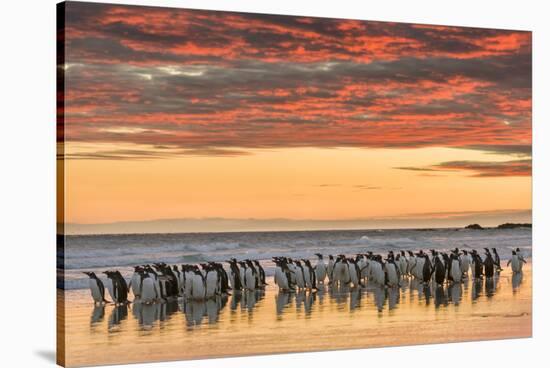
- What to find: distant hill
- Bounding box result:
[497,223,532,229]
[465,223,484,230]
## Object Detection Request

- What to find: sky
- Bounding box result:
[60,2,532,234]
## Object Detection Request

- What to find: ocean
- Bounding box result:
[60,227,532,290]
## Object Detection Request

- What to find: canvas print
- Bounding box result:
[56,1,532,367]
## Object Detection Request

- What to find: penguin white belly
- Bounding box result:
[315,262,326,283]
[205,272,218,298]
[373,263,384,285]
[245,268,256,290]
[295,268,305,289]
[348,264,359,286]
[386,264,398,286]
[327,262,334,281]
[511,256,520,273]
[274,267,288,289]
[141,278,156,304]
[130,273,141,297]
[240,268,247,287]
[104,278,116,301]
[415,258,425,280]
[303,267,312,288]
[407,258,416,276]
[451,260,462,283]
[89,279,102,303]
[229,270,237,289]
[191,276,205,300]
[399,258,407,275]
[184,272,193,298]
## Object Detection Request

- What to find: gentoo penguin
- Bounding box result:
[244,260,258,291]
[103,271,129,305]
[303,259,318,290]
[492,248,503,272]
[516,248,525,271]
[459,250,470,275]
[398,251,408,276]
[483,249,495,278]
[470,251,484,280]
[190,268,206,300]
[449,253,462,283]
[253,260,268,287]
[347,258,364,288]
[83,272,109,305]
[128,266,143,299]
[204,264,220,298]
[384,258,400,287]
[433,256,446,285]
[327,255,335,284]
[370,255,385,285]
[507,250,526,273]
[406,250,416,276]
[421,255,433,284]
[139,272,158,304]
[293,260,306,290]
[227,259,243,291]
[314,253,327,284]
[273,257,292,291]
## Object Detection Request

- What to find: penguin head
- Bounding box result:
[315,253,323,259]
[512,250,517,255]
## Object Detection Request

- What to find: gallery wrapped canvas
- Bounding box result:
[57,1,532,366]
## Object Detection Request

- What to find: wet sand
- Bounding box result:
[59,263,531,367]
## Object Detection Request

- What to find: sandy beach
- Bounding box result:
[58,262,531,367]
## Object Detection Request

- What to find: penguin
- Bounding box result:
[314,253,327,284]
[83,272,109,305]
[244,260,257,291]
[204,265,220,298]
[273,258,292,291]
[449,253,462,284]
[327,255,335,284]
[384,259,399,287]
[347,258,363,288]
[398,251,408,276]
[459,250,470,275]
[190,268,206,300]
[421,255,433,284]
[433,256,446,285]
[516,248,526,271]
[492,248,503,272]
[103,271,128,305]
[139,272,158,304]
[303,259,317,290]
[294,260,306,290]
[470,251,484,280]
[370,256,385,285]
[406,250,416,277]
[227,259,243,291]
[483,249,495,279]
[253,260,268,286]
[128,266,143,299]
[507,250,526,273]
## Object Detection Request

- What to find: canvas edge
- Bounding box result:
[56,1,67,367]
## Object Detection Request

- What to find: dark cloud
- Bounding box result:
[60,2,532,162]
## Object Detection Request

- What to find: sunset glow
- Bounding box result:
[60,3,532,233]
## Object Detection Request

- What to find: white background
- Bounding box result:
[1,0,548,367]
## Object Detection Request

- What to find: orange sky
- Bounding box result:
[60,3,532,232]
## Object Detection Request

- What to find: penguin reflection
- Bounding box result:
[275,291,292,315]
[108,304,128,330]
[512,272,523,292]
[90,305,105,325]
[471,279,483,302]
[448,283,462,305]
[242,289,264,312]
[387,287,400,310]
[373,286,386,312]
[349,288,362,311]
[434,285,448,308]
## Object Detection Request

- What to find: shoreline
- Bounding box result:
[60,263,532,367]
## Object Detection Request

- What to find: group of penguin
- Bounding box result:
[84,259,268,306]
[272,247,526,292]
[83,248,526,306]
